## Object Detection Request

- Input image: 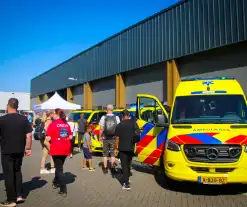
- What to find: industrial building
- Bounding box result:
[0,92,31,115]
[31,0,247,109]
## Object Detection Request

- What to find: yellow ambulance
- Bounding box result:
[135,76,247,185]
[68,110,106,152]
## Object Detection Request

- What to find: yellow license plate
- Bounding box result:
[199,176,227,184]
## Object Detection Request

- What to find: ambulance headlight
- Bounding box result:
[244,145,247,152]
[165,140,181,152]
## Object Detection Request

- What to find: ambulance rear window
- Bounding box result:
[69,112,91,122]
[113,111,136,120]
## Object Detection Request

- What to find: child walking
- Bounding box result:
[82,125,95,171]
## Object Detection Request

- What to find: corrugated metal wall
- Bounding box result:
[57,89,67,100]
[31,97,38,108]
[72,85,84,106]
[92,76,116,107]
[178,41,247,93]
[31,0,247,97]
[125,63,166,104]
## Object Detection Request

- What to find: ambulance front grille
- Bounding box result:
[183,144,242,163]
[190,167,235,173]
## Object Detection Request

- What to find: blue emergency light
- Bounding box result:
[130,103,136,109]
[181,76,235,82]
[191,90,227,95]
[130,103,144,109]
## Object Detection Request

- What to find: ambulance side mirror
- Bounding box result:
[154,113,169,128]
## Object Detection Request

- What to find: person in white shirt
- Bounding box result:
[68,116,78,158]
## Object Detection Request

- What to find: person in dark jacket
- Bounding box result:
[114,109,140,190]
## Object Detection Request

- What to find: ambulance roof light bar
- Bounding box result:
[181,76,235,82]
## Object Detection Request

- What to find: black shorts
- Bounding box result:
[102,139,115,157]
[83,147,92,159]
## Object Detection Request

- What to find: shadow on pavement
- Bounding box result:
[132,162,247,196]
[98,161,124,185]
[114,169,123,186]
[22,176,47,197]
[63,172,77,185]
[0,173,4,181]
[131,160,155,174]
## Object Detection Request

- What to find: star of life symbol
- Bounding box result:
[202,81,214,87]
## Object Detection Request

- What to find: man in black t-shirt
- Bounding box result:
[114,109,140,190]
[0,98,33,206]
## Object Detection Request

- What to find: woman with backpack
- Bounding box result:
[39,111,55,174]
[46,108,72,197]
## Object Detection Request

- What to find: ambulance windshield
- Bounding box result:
[68,112,91,122]
[171,95,247,124]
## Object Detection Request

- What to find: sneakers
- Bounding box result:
[89,168,96,172]
[52,183,59,189]
[58,191,67,197]
[16,197,25,204]
[40,169,50,174]
[50,168,55,174]
[102,167,108,174]
[122,183,131,190]
[0,201,16,206]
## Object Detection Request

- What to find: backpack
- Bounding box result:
[33,122,45,140]
[104,115,117,138]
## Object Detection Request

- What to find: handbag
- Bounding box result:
[133,120,141,143]
[33,122,46,140]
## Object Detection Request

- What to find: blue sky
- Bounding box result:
[0,0,180,92]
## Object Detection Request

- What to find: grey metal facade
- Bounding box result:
[91,76,116,107]
[72,85,84,106]
[178,41,247,93]
[31,97,38,108]
[125,63,166,104]
[31,0,247,97]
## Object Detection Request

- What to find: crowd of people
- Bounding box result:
[0,98,140,206]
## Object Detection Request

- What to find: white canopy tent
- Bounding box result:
[32,92,81,111]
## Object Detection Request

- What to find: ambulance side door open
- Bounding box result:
[135,94,169,166]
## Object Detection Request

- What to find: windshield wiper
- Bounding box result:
[218,119,245,124]
[173,119,196,124]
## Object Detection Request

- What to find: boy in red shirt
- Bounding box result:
[46,109,72,197]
